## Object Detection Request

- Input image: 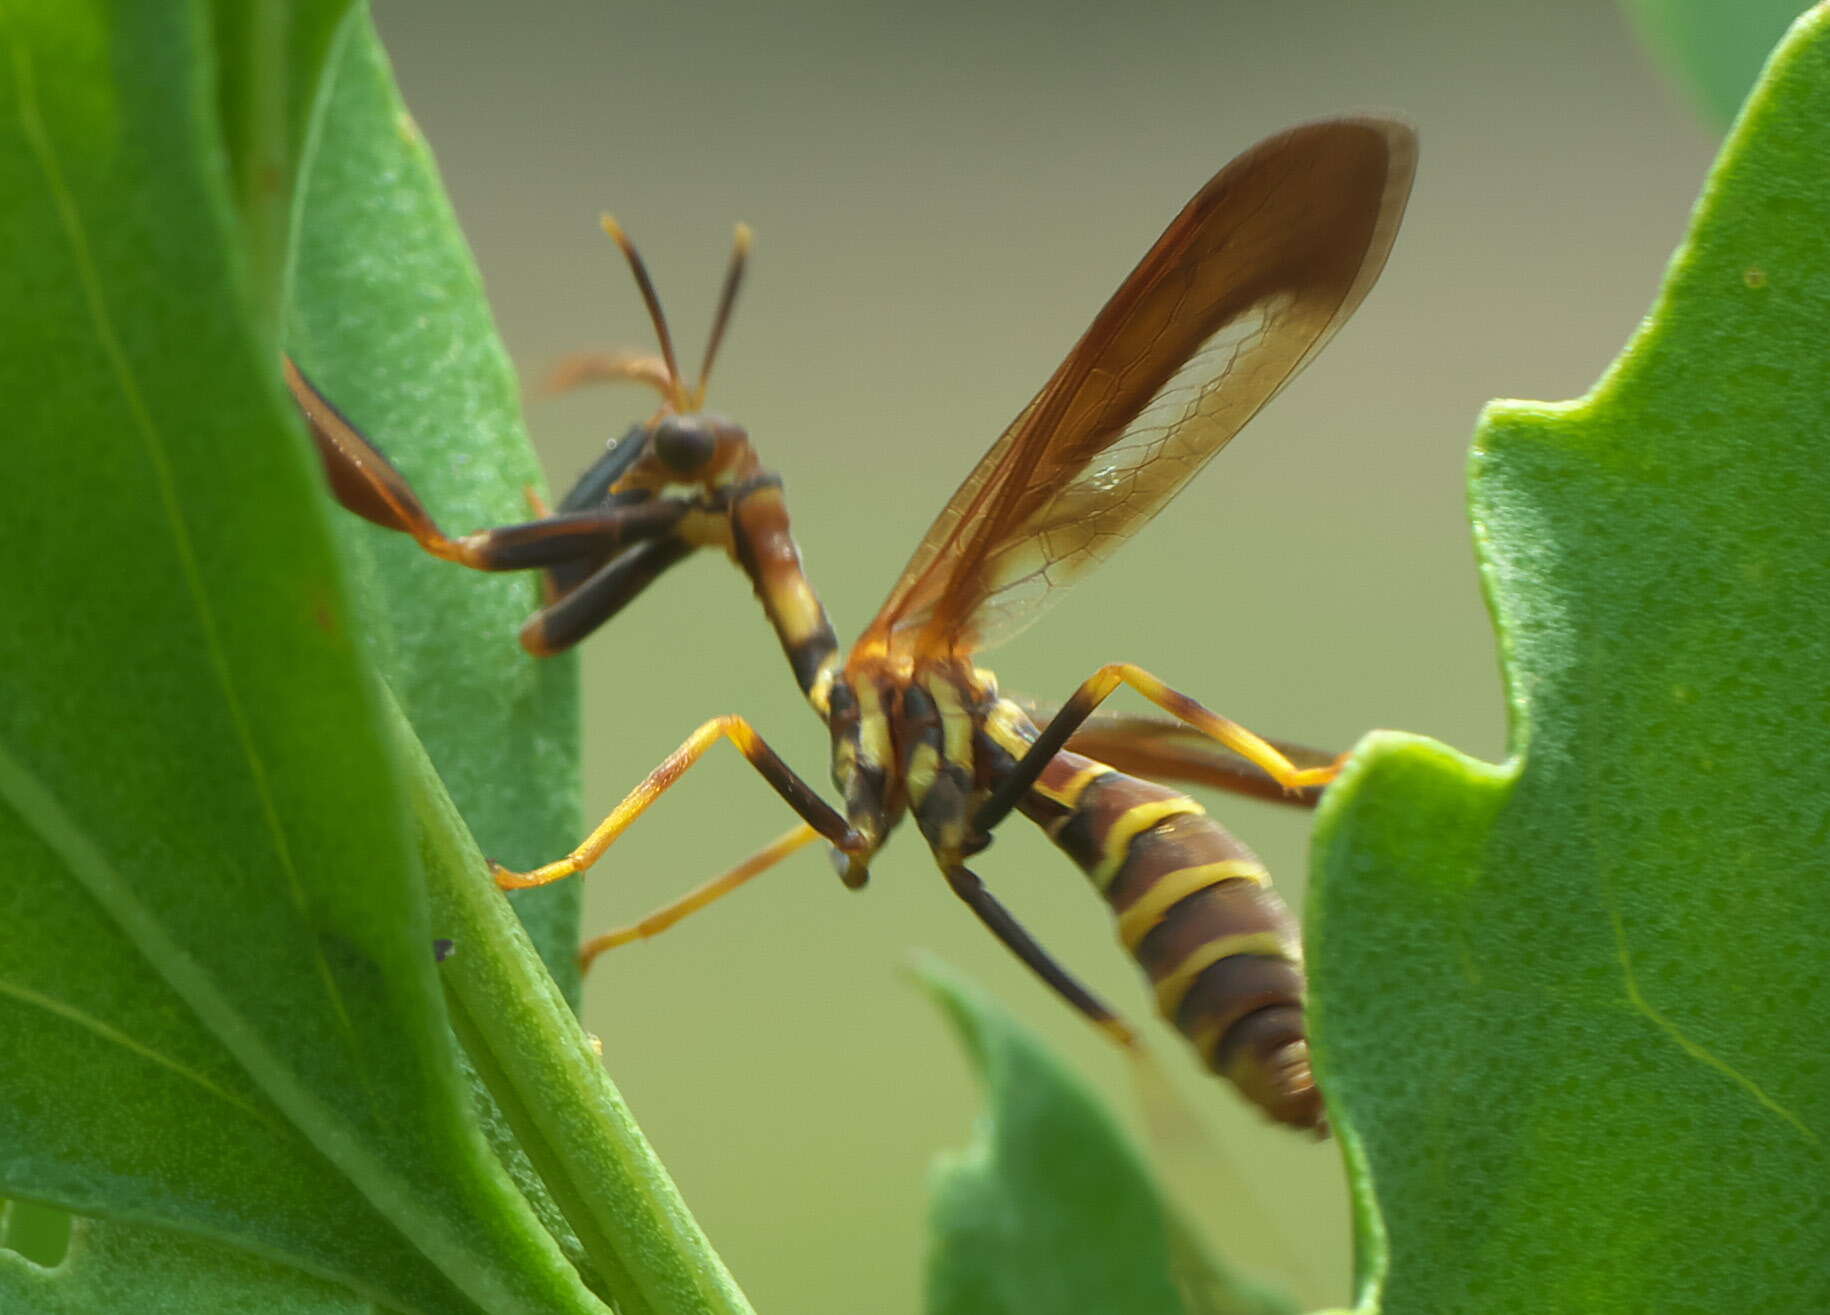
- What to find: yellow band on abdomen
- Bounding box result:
[1088,798,1206,891]
[1152,931,1291,1017]
[1114,860,1268,951]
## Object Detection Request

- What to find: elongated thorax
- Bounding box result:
[823,661,914,881]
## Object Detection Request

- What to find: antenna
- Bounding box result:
[600,215,685,411]
[695,222,752,406]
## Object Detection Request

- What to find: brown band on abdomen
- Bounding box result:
[1134,872,1300,999]
[1021,752,1321,1129]
[1173,952,1307,1061]
[1047,762,1202,885]
[1103,813,1266,935]
[1212,1005,1320,1130]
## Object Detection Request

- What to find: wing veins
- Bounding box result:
[859,117,1416,662]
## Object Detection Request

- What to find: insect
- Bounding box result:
[484,117,1417,1132]
[286,219,834,666]
[1010,704,1338,810]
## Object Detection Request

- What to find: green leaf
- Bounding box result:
[0,787,497,1314]
[204,0,355,327]
[285,26,753,1314]
[286,15,583,1003]
[0,1219,374,1315]
[403,697,755,1315]
[0,1199,71,1269]
[1310,7,1830,1311]
[0,5,601,1312]
[918,959,1291,1315]
[1621,0,1810,127]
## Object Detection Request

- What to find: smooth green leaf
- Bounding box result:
[0,786,492,1314]
[0,4,602,1311]
[1310,8,1830,1311]
[0,1199,70,1269]
[204,0,354,326]
[286,22,755,1314]
[0,1218,375,1315]
[1621,0,1809,126]
[918,959,1289,1315]
[286,13,584,1004]
[402,697,756,1315]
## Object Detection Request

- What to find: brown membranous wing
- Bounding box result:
[859,118,1415,661]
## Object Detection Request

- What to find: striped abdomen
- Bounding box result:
[1022,750,1322,1130]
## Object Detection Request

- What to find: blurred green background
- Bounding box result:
[367,2,1726,1310]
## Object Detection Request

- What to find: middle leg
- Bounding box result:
[493,715,861,889]
[577,822,822,972]
[942,862,1139,1051]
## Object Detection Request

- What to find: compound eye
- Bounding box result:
[651,415,717,475]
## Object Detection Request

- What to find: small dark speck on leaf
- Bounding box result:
[433,938,456,963]
[310,589,340,637]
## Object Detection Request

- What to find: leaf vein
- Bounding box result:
[0,978,277,1130]
[1608,906,1819,1148]
[9,40,369,1099]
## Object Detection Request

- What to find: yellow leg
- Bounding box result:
[973,663,1344,840]
[577,823,821,973]
[1079,663,1342,790]
[493,715,857,890]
